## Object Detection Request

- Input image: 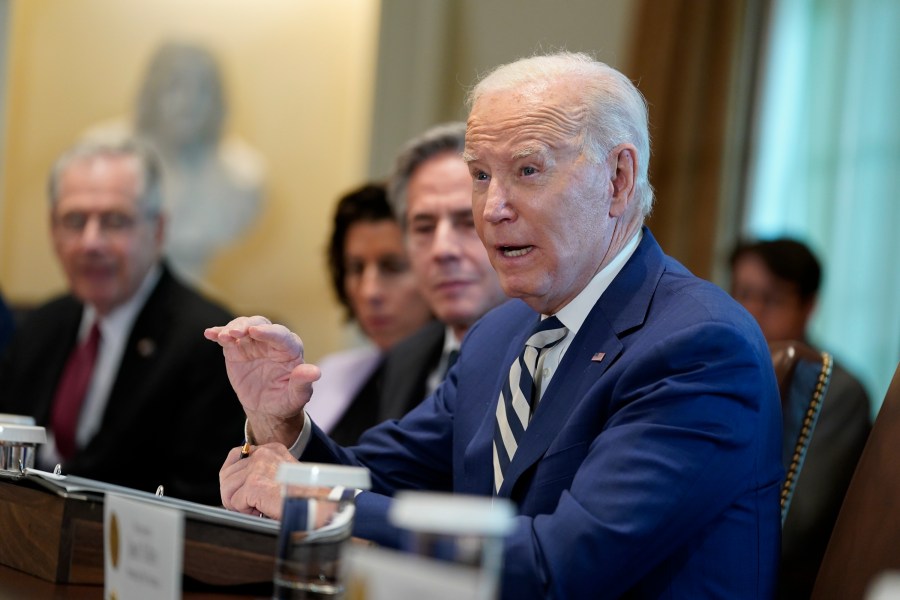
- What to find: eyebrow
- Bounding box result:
[410,208,473,219]
[462,144,552,164]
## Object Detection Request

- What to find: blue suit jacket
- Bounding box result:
[303,229,782,598]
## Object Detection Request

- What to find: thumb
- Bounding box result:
[291,362,321,385]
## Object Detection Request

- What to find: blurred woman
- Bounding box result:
[306,183,432,444]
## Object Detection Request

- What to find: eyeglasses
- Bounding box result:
[53,210,149,237]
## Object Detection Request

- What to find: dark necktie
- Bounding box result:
[444,349,460,376]
[51,322,101,460]
[493,316,568,494]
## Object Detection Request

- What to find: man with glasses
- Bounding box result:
[0,138,244,505]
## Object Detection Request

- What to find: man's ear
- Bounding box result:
[608,144,637,218]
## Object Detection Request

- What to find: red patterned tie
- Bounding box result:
[51,322,101,460]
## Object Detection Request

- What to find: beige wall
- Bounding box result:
[369,0,636,177]
[0,0,637,362]
[0,0,380,362]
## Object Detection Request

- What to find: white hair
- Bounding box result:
[47,137,164,216]
[388,122,467,227]
[467,52,654,217]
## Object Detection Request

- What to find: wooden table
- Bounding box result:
[0,563,271,599]
[0,476,277,597]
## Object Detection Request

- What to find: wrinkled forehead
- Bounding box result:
[464,82,586,160]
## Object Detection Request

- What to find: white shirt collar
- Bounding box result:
[79,264,162,340]
[443,325,460,353]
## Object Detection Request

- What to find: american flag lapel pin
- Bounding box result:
[591,352,606,363]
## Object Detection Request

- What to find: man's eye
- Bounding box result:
[521,166,537,176]
[59,213,87,230]
[456,215,476,229]
[473,170,489,181]
[410,224,435,235]
[101,213,134,230]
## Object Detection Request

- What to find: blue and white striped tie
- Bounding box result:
[493,316,568,494]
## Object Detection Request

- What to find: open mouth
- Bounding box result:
[500,245,534,258]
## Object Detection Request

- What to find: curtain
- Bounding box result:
[627,0,769,281]
[744,0,900,408]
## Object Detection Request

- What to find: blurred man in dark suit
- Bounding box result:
[0,138,244,505]
[730,237,871,598]
[309,124,507,444]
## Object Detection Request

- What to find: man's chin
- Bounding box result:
[433,304,478,328]
[73,288,117,311]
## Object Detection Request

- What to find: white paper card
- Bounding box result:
[344,545,493,600]
[105,492,184,600]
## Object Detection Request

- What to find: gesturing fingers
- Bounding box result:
[205,316,274,346]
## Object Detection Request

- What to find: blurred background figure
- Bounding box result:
[307,183,433,445]
[0,289,14,355]
[729,237,871,598]
[306,123,507,446]
[0,138,245,505]
[85,41,266,284]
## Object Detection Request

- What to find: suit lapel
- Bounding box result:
[497,308,624,497]
[34,300,83,424]
[91,268,172,435]
[497,228,667,498]
[378,322,445,421]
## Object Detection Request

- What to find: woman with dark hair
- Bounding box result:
[306,183,432,444]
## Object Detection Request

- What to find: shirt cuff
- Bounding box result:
[288,412,312,459]
[242,411,311,459]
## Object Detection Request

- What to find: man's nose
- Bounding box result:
[432,219,462,259]
[482,180,514,224]
[79,215,107,246]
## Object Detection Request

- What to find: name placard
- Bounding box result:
[345,545,490,600]
[104,492,183,600]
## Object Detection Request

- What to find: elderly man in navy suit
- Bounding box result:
[208,53,781,598]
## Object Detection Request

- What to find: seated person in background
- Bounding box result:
[0,289,13,355]
[730,237,871,599]
[209,52,781,598]
[0,138,245,505]
[306,123,507,444]
[308,183,433,443]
